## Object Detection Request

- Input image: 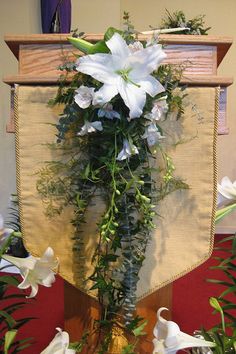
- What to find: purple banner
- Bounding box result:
[41,0,71,33]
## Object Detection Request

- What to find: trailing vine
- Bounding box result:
[36,22,189,352]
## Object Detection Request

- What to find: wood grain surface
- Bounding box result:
[18,43,217,77]
[64,281,172,354]
[5,33,233,66]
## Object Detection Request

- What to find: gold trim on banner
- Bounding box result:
[14,86,219,299]
[14,84,25,241]
[137,86,220,300]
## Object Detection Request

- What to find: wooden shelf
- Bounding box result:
[180,75,233,86]
[4,33,233,67]
[3,74,233,87]
[4,34,233,136]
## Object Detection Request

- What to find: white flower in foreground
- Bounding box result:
[41,328,75,354]
[98,103,120,119]
[217,176,236,204]
[0,214,14,247]
[2,247,58,298]
[74,85,95,109]
[153,308,215,354]
[142,123,164,147]
[77,121,103,136]
[145,98,168,121]
[76,33,166,119]
[117,139,139,161]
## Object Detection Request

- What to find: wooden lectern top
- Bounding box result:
[4,33,233,67]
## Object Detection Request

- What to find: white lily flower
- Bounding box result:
[217,176,236,206]
[142,123,164,147]
[98,103,120,119]
[77,121,103,136]
[76,33,166,119]
[145,98,168,121]
[153,308,215,354]
[116,139,139,161]
[2,247,58,298]
[74,85,95,109]
[41,328,75,354]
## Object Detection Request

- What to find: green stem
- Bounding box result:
[215,203,236,223]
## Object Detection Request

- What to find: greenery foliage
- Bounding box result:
[36,24,189,352]
[158,9,211,35]
[199,235,236,353]
[0,200,33,353]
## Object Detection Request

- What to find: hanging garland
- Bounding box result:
[37,23,189,352]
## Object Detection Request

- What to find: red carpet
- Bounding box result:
[1,234,233,353]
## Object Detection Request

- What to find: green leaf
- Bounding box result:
[104,27,123,41]
[2,294,27,301]
[15,317,36,329]
[67,37,93,54]
[0,310,16,328]
[4,330,17,354]
[121,343,135,354]
[14,338,34,352]
[207,279,233,287]
[87,40,109,54]
[220,285,236,298]
[68,36,109,54]
[0,276,20,287]
[84,163,90,179]
[210,297,223,313]
[209,297,225,333]
[132,320,147,337]
[215,203,236,223]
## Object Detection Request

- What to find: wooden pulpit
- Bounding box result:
[3,33,233,353]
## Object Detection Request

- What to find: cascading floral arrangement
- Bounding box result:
[36,25,188,352]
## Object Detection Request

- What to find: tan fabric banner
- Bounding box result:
[15,86,217,300]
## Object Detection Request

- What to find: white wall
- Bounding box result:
[0,0,41,218]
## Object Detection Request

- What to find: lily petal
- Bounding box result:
[218,176,236,200]
[106,32,130,59]
[77,54,117,84]
[93,84,118,105]
[137,75,165,97]
[76,33,166,119]
[3,254,36,271]
[97,103,120,119]
[117,77,146,119]
[40,328,76,354]
[27,283,39,299]
[17,270,31,289]
[117,139,139,161]
[129,44,166,79]
[3,247,57,298]
[153,308,215,354]
[78,121,103,136]
[91,121,103,131]
[74,85,95,109]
